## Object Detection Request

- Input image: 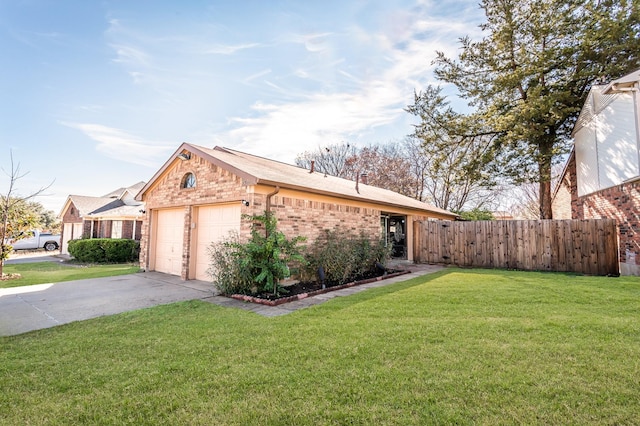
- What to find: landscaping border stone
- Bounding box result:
[229,270,411,306]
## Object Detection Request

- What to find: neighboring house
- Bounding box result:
[135,143,457,281]
[59,182,146,254]
[552,69,640,275]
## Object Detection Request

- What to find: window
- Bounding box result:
[111,221,123,239]
[181,173,196,189]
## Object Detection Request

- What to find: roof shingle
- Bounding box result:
[176,144,455,217]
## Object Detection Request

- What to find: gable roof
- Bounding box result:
[102,181,146,199]
[574,69,640,136]
[572,85,618,136]
[59,183,146,219]
[137,143,456,218]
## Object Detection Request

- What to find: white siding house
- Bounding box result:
[555,69,640,276]
[572,80,640,197]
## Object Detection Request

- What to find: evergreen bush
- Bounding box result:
[301,230,391,285]
[207,213,306,297]
[68,238,139,263]
[207,233,254,295]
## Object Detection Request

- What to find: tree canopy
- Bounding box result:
[296,140,501,212]
[412,0,640,218]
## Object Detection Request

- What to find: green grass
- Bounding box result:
[0,262,140,288]
[1,268,639,425]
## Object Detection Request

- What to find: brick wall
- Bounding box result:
[552,154,573,220]
[142,154,248,210]
[100,221,112,239]
[566,153,640,275]
[82,221,92,238]
[267,194,382,243]
[139,211,150,270]
[60,201,82,250]
[122,220,142,241]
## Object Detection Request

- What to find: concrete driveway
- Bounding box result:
[0,272,216,336]
[1,260,444,337]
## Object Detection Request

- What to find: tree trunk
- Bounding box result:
[539,179,552,219]
[538,138,554,219]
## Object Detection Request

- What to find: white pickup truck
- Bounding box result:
[9,230,61,251]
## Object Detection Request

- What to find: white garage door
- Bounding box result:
[154,208,185,276]
[195,204,241,281]
[62,222,83,255]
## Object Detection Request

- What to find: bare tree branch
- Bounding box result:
[1,150,55,275]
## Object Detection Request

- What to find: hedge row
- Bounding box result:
[68,238,140,263]
[209,227,391,295]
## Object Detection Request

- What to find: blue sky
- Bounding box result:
[0,0,483,212]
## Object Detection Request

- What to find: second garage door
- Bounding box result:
[194,204,241,281]
[154,208,185,276]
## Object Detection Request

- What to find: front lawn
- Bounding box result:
[1,269,639,424]
[0,262,140,288]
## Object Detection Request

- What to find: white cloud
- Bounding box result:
[212,4,480,161]
[95,1,484,165]
[303,33,332,52]
[243,68,272,84]
[110,44,150,66]
[61,122,175,167]
[218,88,401,162]
[204,43,261,55]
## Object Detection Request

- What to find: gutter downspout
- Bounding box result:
[265,186,280,237]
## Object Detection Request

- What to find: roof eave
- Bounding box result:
[58,196,74,219]
[255,178,456,218]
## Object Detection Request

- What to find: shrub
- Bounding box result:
[68,238,139,263]
[207,213,306,297]
[207,232,254,296]
[301,229,391,285]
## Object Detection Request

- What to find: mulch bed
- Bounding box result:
[230,269,411,306]
[0,273,21,281]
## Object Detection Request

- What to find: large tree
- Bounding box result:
[1,152,52,276]
[295,143,357,179]
[296,138,500,212]
[423,0,640,218]
[406,86,501,211]
[296,143,416,195]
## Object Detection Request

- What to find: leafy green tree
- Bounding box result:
[454,208,496,221]
[239,212,306,297]
[419,0,640,218]
[1,152,53,276]
[26,201,60,233]
[406,86,501,211]
[1,196,39,243]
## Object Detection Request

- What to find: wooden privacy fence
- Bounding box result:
[413,219,619,276]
